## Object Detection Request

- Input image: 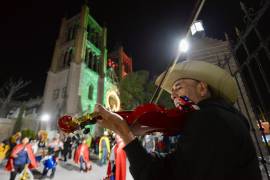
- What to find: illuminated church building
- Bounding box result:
[41,5,132,134]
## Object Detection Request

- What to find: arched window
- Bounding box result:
[71,25,77,40]
[67,49,73,66]
[85,49,89,65]
[85,50,94,69]
[87,25,91,40]
[88,85,94,100]
[91,54,95,70]
[63,48,73,67]
[67,27,73,41]
[95,56,100,73]
[92,32,98,45]
[63,51,69,68]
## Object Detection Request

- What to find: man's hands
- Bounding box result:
[94,104,135,144]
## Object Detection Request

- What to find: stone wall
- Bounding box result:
[0,118,15,141]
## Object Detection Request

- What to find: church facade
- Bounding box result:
[41,5,132,135]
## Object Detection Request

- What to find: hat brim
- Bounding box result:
[155,60,238,104]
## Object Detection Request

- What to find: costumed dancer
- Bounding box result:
[37,130,48,156]
[41,134,63,179]
[99,131,110,165]
[74,138,91,172]
[40,153,56,180]
[5,137,37,180]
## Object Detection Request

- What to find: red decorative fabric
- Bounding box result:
[115,141,126,180]
[5,144,37,171]
[74,144,90,164]
[106,160,112,177]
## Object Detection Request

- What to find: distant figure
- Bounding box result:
[74,138,91,172]
[62,134,73,162]
[41,134,63,179]
[99,131,110,165]
[37,130,48,157]
[0,140,10,166]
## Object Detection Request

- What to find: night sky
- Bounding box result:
[0,0,256,99]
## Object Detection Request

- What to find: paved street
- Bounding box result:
[0,159,108,180]
[0,152,134,180]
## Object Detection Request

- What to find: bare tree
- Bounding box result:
[0,78,31,117]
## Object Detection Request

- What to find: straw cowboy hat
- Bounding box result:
[155,60,238,104]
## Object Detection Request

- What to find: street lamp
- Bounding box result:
[39,113,50,131]
[40,113,50,122]
[190,20,204,36]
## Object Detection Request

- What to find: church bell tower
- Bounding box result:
[41,5,120,135]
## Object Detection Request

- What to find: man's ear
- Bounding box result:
[198,81,209,97]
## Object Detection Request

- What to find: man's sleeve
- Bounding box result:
[124,138,177,180]
[123,109,225,180]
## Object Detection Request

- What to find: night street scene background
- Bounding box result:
[1,0,270,179]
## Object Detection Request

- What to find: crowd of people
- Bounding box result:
[0,128,182,180]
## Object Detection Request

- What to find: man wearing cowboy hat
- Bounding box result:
[94,60,262,180]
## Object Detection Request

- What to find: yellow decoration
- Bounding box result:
[98,136,110,159]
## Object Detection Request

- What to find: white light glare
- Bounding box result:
[41,114,50,121]
[179,39,189,53]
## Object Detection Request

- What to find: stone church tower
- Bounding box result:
[41,5,121,134]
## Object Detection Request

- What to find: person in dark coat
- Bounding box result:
[62,134,73,162]
[94,60,262,180]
